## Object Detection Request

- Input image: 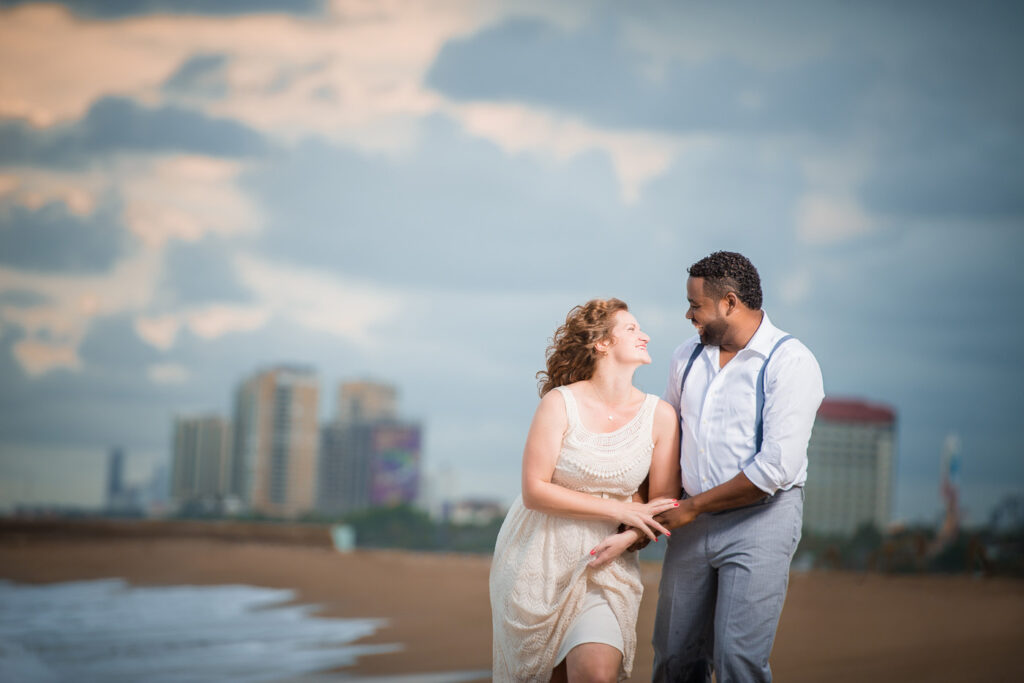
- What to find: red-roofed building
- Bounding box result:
[816,399,896,425]
[804,398,897,535]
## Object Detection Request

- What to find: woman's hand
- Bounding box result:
[588,529,642,568]
[614,497,678,541]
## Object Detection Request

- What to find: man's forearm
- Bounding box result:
[658,472,767,531]
[687,472,766,515]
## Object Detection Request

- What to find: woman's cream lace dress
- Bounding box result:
[489,385,659,681]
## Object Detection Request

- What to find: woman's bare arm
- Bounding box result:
[521,391,675,540]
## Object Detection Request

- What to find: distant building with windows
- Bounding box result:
[105,447,143,515]
[171,414,232,511]
[107,447,125,508]
[317,381,421,516]
[336,381,397,424]
[804,398,897,535]
[231,366,320,518]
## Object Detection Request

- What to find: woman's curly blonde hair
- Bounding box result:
[536,298,629,396]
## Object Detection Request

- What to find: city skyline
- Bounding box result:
[1,1,1022,525]
[0,355,990,528]
[167,372,423,519]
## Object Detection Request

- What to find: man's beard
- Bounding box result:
[699,317,728,346]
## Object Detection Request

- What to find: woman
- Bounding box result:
[489,298,681,682]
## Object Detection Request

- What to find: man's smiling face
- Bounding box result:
[685,276,729,346]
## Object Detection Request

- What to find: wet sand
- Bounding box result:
[1,534,1022,681]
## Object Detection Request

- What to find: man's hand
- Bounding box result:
[655,497,699,530]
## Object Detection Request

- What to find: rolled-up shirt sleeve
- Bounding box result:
[743,343,825,494]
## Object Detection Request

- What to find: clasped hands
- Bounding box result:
[587,498,699,568]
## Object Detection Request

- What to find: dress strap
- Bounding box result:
[642,393,659,432]
[554,386,580,432]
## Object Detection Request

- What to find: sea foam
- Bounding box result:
[0,578,395,682]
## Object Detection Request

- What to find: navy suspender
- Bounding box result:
[754,335,793,452]
[679,335,794,453]
[679,343,704,396]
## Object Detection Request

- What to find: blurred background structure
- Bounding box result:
[231,365,319,518]
[171,413,232,515]
[804,398,896,536]
[318,380,422,516]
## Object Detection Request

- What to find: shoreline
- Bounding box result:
[2,532,1023,681]
[0,537,494,678]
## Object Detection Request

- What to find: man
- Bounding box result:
[652,251,824,682]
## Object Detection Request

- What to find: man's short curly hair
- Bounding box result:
[687,251,763,310]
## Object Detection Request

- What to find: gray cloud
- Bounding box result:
[853,2,1024,219]
[0,201,124,272]
[0,96,267,167]
[428,2,1024,140]
[0,316,190,456]
[429,6,1024,225]
[861,126,1024,218]
[159,238,252,306]
[163,54,230,100]
[427,17,870,136]
[0,290,50,307]
[245,114,660,292]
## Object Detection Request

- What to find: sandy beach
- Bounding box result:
[1,527,1022,681]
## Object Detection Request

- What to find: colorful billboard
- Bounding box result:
[369,423,421,506]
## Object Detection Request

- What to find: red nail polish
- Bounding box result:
[666,531,672,536]
[590,550,595,555]
[673,503,679,507]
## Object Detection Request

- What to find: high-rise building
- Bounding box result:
[804,398,897,535]
[318,381,421,515]
[231,366,320,518]
[106,447,142,514]
[319,421,375,515]
[336,381,396,423]
[107,447,125,507]
[171,415,232,508]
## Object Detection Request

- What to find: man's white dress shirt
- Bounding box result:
[662,313,824,497]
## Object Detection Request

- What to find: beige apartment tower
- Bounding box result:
[336,381,396,423]
[231,366,319,518]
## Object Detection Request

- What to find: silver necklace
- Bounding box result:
[591,383,633,421]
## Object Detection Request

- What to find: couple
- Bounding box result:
[489,251,825,682]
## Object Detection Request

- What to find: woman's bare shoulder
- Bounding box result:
[654,398,679,424]
[536,386,567,413]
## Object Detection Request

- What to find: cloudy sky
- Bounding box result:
[0,0,1021,525]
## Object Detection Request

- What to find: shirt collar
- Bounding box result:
[743,311,781,358]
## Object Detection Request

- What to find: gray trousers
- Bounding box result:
[652,487,803,683]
